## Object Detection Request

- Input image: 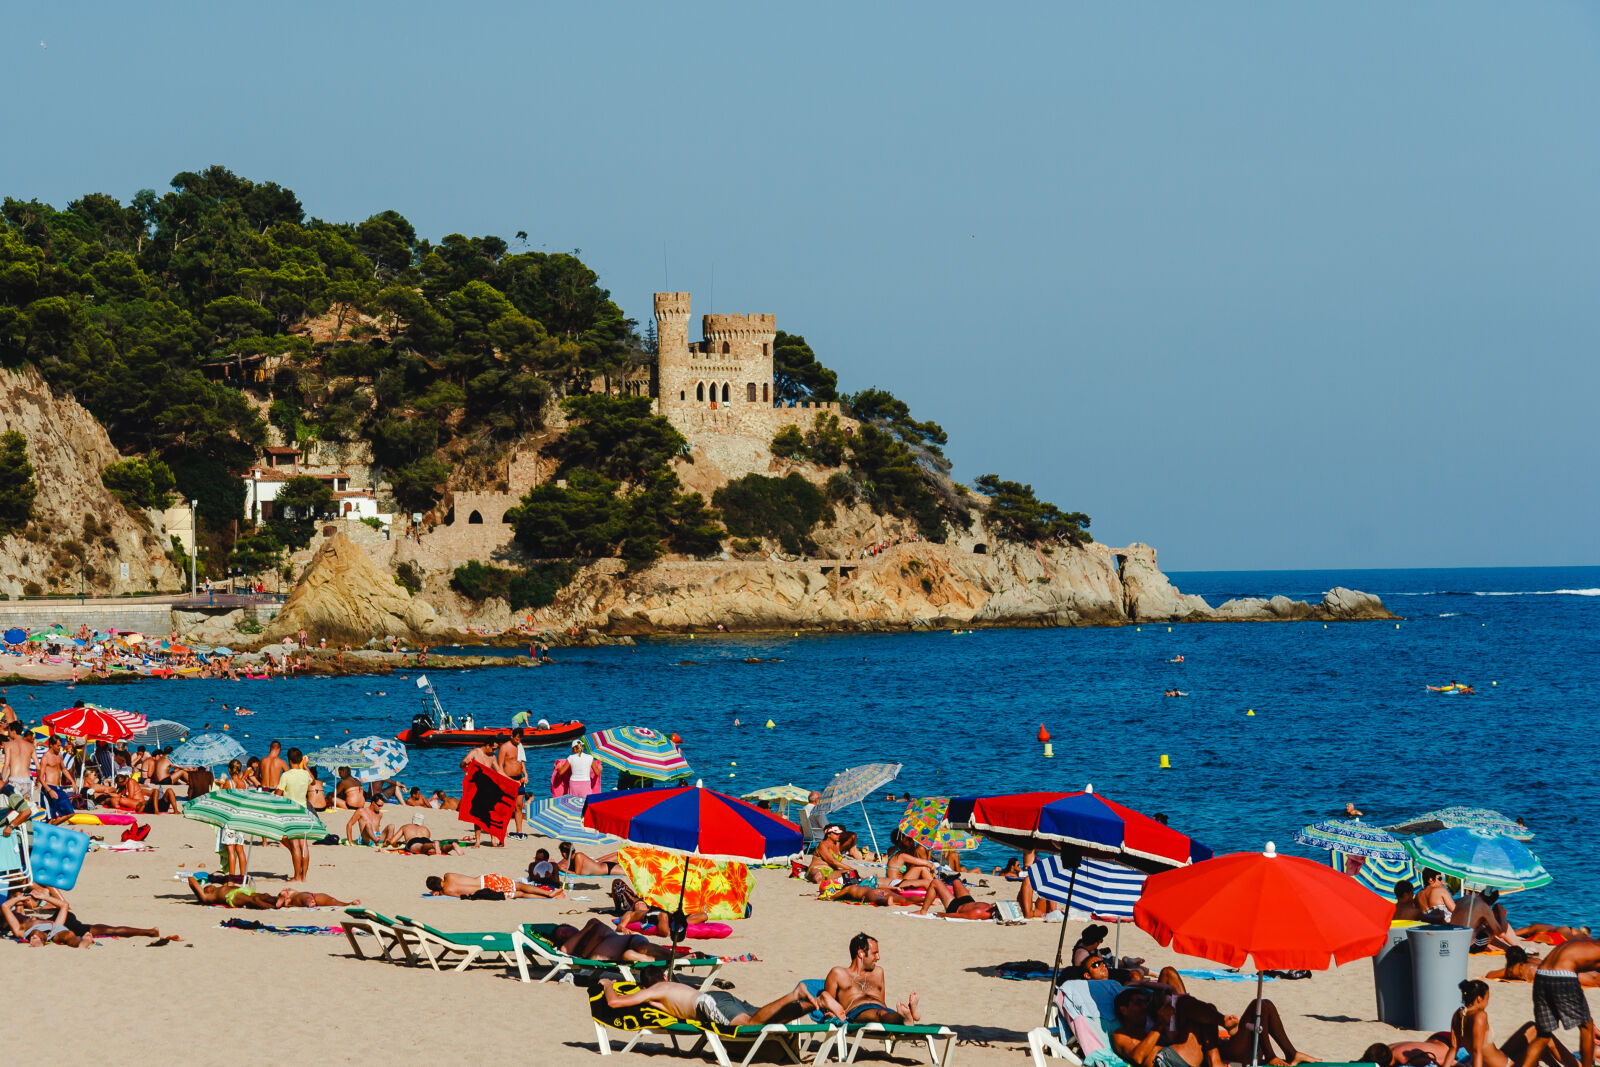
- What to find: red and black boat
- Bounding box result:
[395,673,584,747]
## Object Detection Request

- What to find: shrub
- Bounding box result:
[0,431,37,535]
[394,560,423,595]
[731,538,762,554]
[360,516,383,530]
[803,413,847,467]
[771,426,806,460]
[713,473,828,556]
[972,474,1091,545]
[451,560,513,601]
[825,473,856,505]
[236,618,264,635]
[101,455,177,510]
[23,581,42,597]
[449,559,575,609]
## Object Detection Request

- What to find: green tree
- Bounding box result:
[101,455,176,510]
[803,412,848,467]
[772,331,839,402]
[972,475,1091,545]
[389,457,452,513]
[268,475,334,550]
[846,387,948,458]
[228,525,283,577]
[770,425,806,461]
[553,394,687,484]
[713,473,828,555]
[0,430,37,534]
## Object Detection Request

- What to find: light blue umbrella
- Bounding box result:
[169,733,246,768]
[130,719,191,748]
[1294,819,1409,861]
[526,795,621,848]
[306,746,377,771]
[338,736,408,783]
[1401,827,1551,891]
[820,762,902,858]
[1384,807,1532,841]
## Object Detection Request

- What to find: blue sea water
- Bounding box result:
[49,565,1600,922]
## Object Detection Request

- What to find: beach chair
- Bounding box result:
[394,915,520,974]
[513,922,724,987]
[341,907,419,964]
[0,826,30,893]
[1026,998,1085,1067]
[798,980,957,1067]
[590,980,838,1067]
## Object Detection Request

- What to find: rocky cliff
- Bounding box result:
[261,532,451,645]
[0,367,181,597]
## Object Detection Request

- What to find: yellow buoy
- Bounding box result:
[730,761,737,766]
[765,719,775,729]
[1137,627,1141,632]
[1395,624,1400,629]
[1492,681,1497,686]
[1247,709,1255,716]
[1167,626,1172,632]
[1159,754,1171,769]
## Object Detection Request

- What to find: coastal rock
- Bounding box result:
[1118,553,1215,622]
[263,533,452,645]
[1321,586,1389,619]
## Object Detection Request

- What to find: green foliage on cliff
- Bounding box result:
[450,559,580,610]
[772,331,838,403]
[769,412,846,468]
[101,455,176,510]
[713,473,830,556]
[0,430,36,534]
[270,474,335,550]
[972,474,1091,545]
[552,394,687,483]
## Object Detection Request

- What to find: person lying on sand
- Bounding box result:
[616,900,708,937]
[823,932,919,1025]
[1521,925,1593,945]
[4,885,178,946]
[599,972,843,1027]
[1488,945,1600,986]
[424,872,563,899]
[186,876,356,909]
[558,840,620,875]
[1446,979,1575,1067]
[548,918,684,963]
[382,813,433,849]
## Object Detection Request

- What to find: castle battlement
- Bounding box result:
[703,313,776,340]
[653,292,692,320]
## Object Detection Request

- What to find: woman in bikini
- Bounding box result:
[884,832,940,893]
[558,841,621,875]
[1446,979,1571,1067]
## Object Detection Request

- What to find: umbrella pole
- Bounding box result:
[859,802,882,864]
[668,862,689,978]
[1044,866,1079,1024]
[1251,970,1264,1067]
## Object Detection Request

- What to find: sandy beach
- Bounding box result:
[7,810,1585,1067]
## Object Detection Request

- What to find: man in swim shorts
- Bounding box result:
[1532,938,1600,1067]
[823,932,920,1025]
[547,918,684,963]
[346,796,386,844]
[598,972,839,1027]
[424,872,563,899]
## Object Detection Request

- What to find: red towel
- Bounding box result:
[459,762,518,845]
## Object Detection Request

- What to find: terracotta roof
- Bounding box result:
[245,468,294,482]
[264,446,300,455]
[333,489,374,499]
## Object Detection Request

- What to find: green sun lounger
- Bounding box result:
[513,922,724,987]
[589,980,838,1067]
[341,907,421,965]
[394,915,520,974]
[799,980,956,1066]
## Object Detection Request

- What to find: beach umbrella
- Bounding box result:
[1026,853,1146,919]
[1135,842,1392,1065]
[84,704,148,733]
[306,746,377,771]
[820,762,902,859]
[897,796,980,853]
[526,795,621,849]
[31,625,72,639]
[183,790,326,841]
[1293,818,1409,861]
[130,719,190,747]
[1383,806,1531,842]
[43,706,133,742]
[583,786,802,971]
[1400,827,1551,892]
[170,733,247,768]
[337,735,409,783]
[213,646,234,656]
[1335,850,1419,898]
[739,783,811,820]
[617,845,754,921]
[3,628,25,644]
[587,725,692,782]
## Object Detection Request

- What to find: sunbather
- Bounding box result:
[1446,979,1573,1067]
[599,972,840,1027]
[548,918,682,963]
[4,885,176,945]
[381,813,433,849]
[617,899,708,937]
[822,932,919,1025]
[1108,987,1211,1067]
[424,872,563,899]
[346,797,385,844]
[1179,990,1314,1065]
[818,882,926,908]
[558,840,620,875]
[274,888,357,908]
[807,824,858,884]
[185,876,297,909]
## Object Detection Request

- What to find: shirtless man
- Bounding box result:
[808,824,858,884]
[499,728,528,837]
[459,742,498,847]
[259,741,287,792]
[404,787,430,808]
[1531,938,1600,1067]
[548,918,681,963]
[345,797,386,844]
[36,735,76,819]
[823,933,919,1025]
[108,774,181,815]
[431,789,458,811]
[382,813,433,849]
[1108,987,1209,1067]
[1394,879,1427,922]
[424,872,564,899]
[558,840,620,875]
[2,722,35,801]
[598,972,838,1028]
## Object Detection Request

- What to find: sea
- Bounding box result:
[49,565,1600,923]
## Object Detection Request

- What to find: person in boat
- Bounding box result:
[558,840,620,875]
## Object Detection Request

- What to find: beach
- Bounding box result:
[7,809,1585,1066]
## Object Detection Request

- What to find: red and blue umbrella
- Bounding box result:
[582,786,803,862]
[947,786,1211,869]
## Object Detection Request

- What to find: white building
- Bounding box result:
[242,447,389,524]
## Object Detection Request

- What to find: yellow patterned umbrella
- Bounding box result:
[616,845,753,921]
[899,796,981,852]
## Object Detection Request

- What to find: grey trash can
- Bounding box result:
[1409,924,1473,1032]
[1373,924,1414,1028]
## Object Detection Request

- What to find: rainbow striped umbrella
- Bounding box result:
[898,796,980,852]
[587,725,691,782]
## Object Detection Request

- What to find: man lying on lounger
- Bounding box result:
[823,932,920,1025]
[185,876,355,909]
[599,971,845,1028]
[547,918,688,963]
[424,872,563,899]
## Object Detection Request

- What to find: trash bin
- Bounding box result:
[1409,924,1472,1031]
[1373,924,1415,1028]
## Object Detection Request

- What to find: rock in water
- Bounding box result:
[264,533,442,645]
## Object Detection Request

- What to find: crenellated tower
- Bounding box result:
[654,292,693,418]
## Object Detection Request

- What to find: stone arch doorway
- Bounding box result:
[696,382,705,402]
[468,510,483,524]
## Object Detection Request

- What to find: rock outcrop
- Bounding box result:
[262,533,450,645]
[0,367,181,597]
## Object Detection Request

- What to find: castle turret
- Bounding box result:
[655,292,693,416]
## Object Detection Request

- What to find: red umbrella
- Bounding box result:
[1134,842,1393,1064]
[44,706,134,742]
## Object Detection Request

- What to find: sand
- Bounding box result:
[6,811,1590,1066]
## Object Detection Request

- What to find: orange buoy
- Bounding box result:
[1037,724,1051,743]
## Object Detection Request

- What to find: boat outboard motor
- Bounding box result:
[411,712,436,736]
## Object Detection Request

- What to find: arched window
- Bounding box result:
[721,382,730,403]
[763,343,770,356]
[762,383,769,402]
[721,341,730,354]
[746,382,757,402]
[696,382,704,401]
[679,390,685,401]
[467,510,483,525]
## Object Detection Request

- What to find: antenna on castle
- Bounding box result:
[709,263,715,314]
[662,243,669,289]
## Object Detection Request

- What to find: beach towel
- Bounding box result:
[219,918,344,935]
[459,761,518,845]
[617,846,752,921]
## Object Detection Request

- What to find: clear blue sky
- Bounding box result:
[4,2,1596,570]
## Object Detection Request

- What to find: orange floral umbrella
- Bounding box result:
[617,845,752,920]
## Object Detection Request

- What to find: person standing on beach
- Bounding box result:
[1531,938,1600,1067]
[500,729,528,837]
[559,740,598,798]
[0,694,15,725]
[459,742,497,847]
[274,748,313,881]
[260,741,287,791]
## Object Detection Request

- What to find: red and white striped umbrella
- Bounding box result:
[44,706,135,741]
[91,704,149,732]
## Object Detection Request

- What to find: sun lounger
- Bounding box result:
[394,915,520,974]
[799,980,957,1067]
[341,907,419,964]
[590,980,838,1067]
[513,922,724,987]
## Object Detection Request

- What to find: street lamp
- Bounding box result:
[190,499,199,597]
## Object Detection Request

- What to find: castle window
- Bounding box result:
[763,383,769,402]
[747,382,757,402]
[721,341,730,355]
[721,382,730,403]
[696,383,704,402]
[679,390,685,401]
[468,510,483,525]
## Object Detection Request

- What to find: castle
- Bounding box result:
[653,292,841,440]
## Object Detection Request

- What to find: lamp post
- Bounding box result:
[190,499,199,598]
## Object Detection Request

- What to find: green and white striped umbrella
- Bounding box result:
[183,791,326,842]
[1401,827,1552,892]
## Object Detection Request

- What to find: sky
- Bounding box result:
[2,2,1596,570]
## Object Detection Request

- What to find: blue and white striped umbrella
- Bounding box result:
[1026,853,1147,919]
[169,733,246,768]
[130,719,191,748]
[1402,827,1551,892]
[1334,849,1419,898]
[1294,819,1409,861]
[337,736,409,783]
[526,795,621,849]
[1383,807,1532,842]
